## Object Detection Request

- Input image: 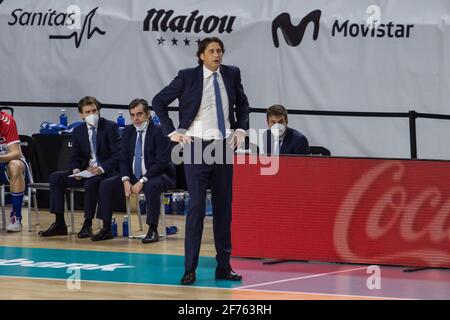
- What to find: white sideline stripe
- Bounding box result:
[234,287,410,300]
[236,266,368,289]
[0,275,413,300]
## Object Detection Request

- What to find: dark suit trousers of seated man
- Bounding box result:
[95,173,175,240]
[92,119,176,242]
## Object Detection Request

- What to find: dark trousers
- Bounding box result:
[183,139,233,272]
[49,171,106,221]
[97,174,175,228]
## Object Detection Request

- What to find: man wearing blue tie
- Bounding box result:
[152,37,250,285]
[92,99,175,242]
[39,96,121,238]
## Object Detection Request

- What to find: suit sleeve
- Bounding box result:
[119,128,132,178]
[294,135,310,155]
[152,71,185,136]
[144,128,173,179]
[99,123,121,174]
[234,67,250,131]
[69,131,84,171]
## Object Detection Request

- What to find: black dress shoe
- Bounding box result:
[91,228,113,241]
[141,229,159,244]
[38,223,68,237]
[215,269,242,281]
[77,225,93,239]
[180,271,196,285]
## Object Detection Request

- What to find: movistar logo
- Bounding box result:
[0,258,134,271]
[272,10,321,48]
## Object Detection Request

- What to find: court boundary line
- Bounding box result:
[236,267,368,289]
[0,275,412,300]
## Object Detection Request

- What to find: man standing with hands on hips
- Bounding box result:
[152,37,249,285]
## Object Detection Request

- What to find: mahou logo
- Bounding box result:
[143,9,236,34]
[334,161,450,266]
[272,10,321,48]
[143,9,236,47]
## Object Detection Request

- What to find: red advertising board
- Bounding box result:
[232,155,450,268]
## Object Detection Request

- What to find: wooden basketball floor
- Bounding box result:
[1,206,449,300]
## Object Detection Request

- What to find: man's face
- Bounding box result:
[200,42,223,72]
[79,104,99,120]
[267,115,288,128]
[129,104,150,127]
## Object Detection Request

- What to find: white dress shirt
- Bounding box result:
[132,124,148,177]
[186,65,230,140]
[121,122,150,183]
[87,124,98,166]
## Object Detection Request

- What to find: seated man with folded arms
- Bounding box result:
[92,98,176,242]
[0,111,30,232]
[263,104,309,155]
[39,96,121,238]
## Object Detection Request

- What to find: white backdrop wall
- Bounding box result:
[1,0,450,159]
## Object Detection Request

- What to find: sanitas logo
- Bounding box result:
[8,6,105,48]
[273,8,414,48]
[0,258,134,271]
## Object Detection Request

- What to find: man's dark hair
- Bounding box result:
[266,104,288,121]
[78,96,101,113]
[128,98,149,113]
[196,37,225,65]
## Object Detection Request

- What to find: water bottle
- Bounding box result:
[183,192,190,215]
[151,112,160,125]
[178,193,185,215]
[60,109,68,127]
[172,193,184,215]
[117,111,125,127]
[165,225,178,235]
[122,216,129,237]
[205,192,213,216]
[139,197,146,215]
[111,217,118,237]
[164,194,172,214]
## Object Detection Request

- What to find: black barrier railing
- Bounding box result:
[2,101,450,159]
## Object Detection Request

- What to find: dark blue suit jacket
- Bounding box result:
[119,122,175,180]
[69,117,120,175]
[264,127,309,155]
[152,64,250,136]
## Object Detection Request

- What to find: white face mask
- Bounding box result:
[270,123,286,138]
[134,120,148,131]
[85,114,99,127]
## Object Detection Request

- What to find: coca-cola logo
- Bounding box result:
[334,161,450,266]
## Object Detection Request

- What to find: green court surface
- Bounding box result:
[0,246,240,288]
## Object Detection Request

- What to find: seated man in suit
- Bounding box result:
[39,96,121,238]
[92,98,176,242]
[263,104,309,155]
[0,111,30,232]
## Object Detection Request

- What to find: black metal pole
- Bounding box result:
[409,110,417,159]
